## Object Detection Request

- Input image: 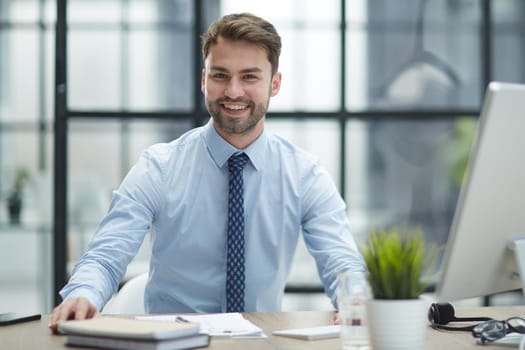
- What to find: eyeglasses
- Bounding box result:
[472,317,525,343]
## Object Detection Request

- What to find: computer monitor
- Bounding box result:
[435,82,525,302]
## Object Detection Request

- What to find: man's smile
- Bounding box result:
[223,103,248,111]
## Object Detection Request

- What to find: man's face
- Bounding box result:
[202,37,281,141]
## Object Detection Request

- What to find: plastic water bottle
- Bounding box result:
[337,271,371,349]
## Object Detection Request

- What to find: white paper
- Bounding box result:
[272,325,341,340]
[136,313,265,338]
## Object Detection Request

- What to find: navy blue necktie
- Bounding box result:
[226,152,249,312]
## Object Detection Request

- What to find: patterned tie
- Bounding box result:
[226,152,249,312]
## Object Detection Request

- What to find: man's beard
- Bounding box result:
[206,97,269,135]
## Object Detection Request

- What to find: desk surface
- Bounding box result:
[1,307,524,349]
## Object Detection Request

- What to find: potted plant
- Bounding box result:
[359,226,439,350]
[7,167,30,225]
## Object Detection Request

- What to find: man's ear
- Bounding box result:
[270,72,282,97]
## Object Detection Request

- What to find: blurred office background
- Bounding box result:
[0,0,524,314]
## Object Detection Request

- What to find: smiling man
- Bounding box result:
[49,13,364,331]
[202,20,281,148]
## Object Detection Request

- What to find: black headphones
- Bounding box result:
[428,302,494,331]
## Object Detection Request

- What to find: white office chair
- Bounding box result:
[102,272,148,314]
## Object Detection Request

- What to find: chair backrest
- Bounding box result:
[102,272,148,314]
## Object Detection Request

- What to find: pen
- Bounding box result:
[175,316,190,323]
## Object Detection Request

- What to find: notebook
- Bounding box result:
[58,316,208,350]
[58,316,200,340]
[64,333,210,350]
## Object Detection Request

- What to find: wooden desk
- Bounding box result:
[1,307,524,349]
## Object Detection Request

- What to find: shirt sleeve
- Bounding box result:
[300,161,366,308]
[59,146,165,310]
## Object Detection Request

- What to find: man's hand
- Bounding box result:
[333,311,340,325]
[48,297,100,333]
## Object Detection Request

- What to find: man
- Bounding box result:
[49,13,364,331]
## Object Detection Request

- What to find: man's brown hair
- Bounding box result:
[201,13,282,75]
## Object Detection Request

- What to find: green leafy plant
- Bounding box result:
[359,226,439,300]
[8,167,30,201]
[6,167,30,224]
[442,117,477,187]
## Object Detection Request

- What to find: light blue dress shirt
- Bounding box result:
[61,119,365,313]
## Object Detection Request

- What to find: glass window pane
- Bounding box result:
[273,29,340,111]
[221,0,339,22]
[346,0,482,110]
[492,0,525,84]
[69,120,123,194]
[68,1,194,111]
[129,0,192,25]
[69,0,121,24]
[345,117,477,252]
[0,228,52,313]
[346,0,368,110]
[1,0,39,22]
[0,30,39,122]
[0,129,53,314]
[44,0,57,23]
[128,31,193,111]
[0,130,51,225]
[68,31,122,109]
[44,29,55,122]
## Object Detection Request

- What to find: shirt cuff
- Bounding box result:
[60,288,105,311]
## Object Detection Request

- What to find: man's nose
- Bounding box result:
[225,78,243,98]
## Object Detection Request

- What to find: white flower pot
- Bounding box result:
[366,298,429,350]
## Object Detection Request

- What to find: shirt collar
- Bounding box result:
[203,118,266,171]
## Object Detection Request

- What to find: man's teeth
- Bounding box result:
[224,104,247,110]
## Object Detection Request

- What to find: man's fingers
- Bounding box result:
[48,297,98,333]
[73,298,99,320]
[333,312,340,325]
[73,300,89,320]
[49,302,71,332]
[49,299,73,327]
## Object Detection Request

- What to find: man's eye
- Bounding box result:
[213,73,228,79]
[244,74,258,80]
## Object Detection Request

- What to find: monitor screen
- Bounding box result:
[435,82,525,302]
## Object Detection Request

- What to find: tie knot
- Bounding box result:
[228,153,249,173]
